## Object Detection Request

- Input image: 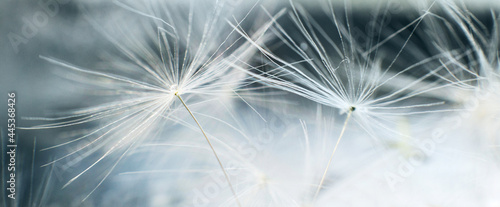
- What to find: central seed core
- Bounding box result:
[170,84,180,95]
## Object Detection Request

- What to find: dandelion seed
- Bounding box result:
[23,0,274,204]
[232,0,456,202]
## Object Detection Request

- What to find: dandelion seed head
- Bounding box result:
[235,0,451,137]
[26,0,273,202]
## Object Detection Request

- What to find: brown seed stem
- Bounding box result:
[312,108,353,205]
[176,94,241,207]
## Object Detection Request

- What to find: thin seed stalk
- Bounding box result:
[312,108,354,205]
[175,93,241,207]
